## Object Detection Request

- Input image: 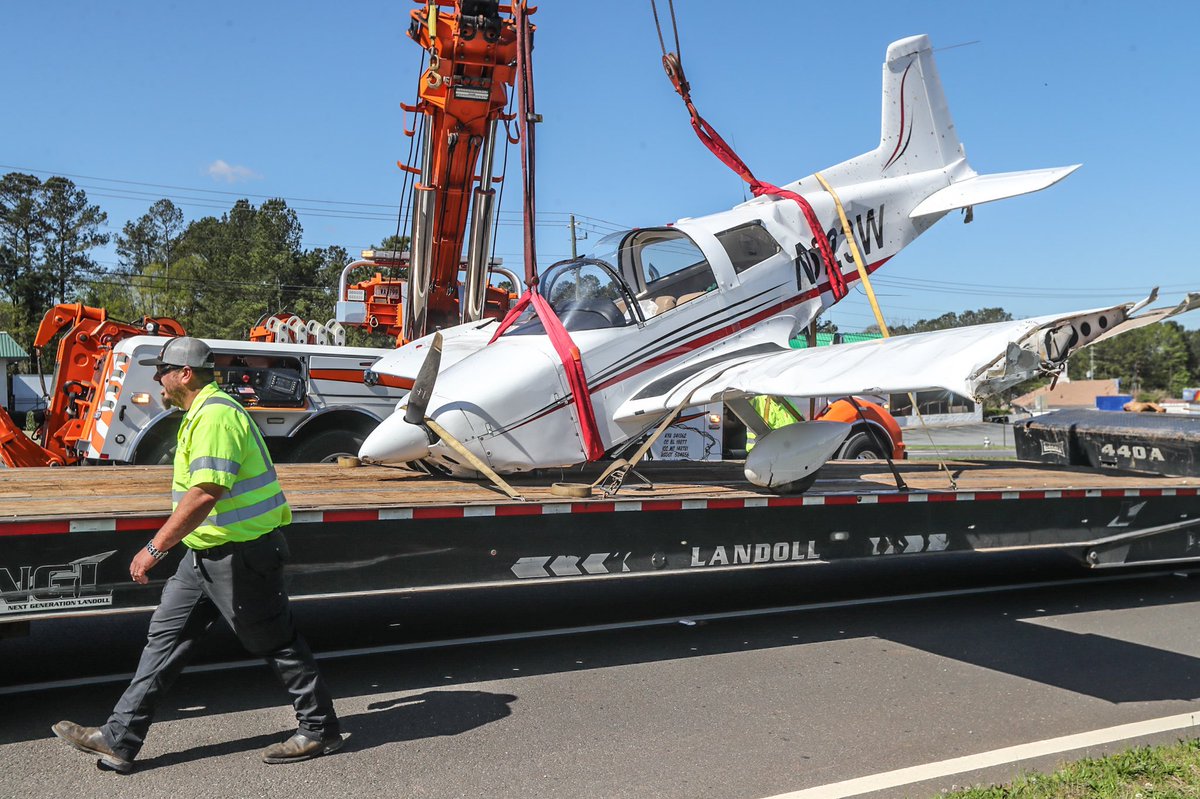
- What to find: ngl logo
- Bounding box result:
[0,551,115,600]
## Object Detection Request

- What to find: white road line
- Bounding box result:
[763,709,1200,799]
[0,569,1183,696]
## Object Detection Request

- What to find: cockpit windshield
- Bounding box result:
[501,226,717,335]
[502,258,637,335]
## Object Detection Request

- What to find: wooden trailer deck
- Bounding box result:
[2,460,1198,522]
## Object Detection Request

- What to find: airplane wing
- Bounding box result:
[613,292,1200,422]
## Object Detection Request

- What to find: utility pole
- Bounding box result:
[569,214,577,258]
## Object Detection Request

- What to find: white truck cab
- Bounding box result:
[85,336,406,465]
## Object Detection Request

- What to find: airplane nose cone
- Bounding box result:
[359,412,433,463]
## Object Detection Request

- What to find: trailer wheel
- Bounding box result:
[838,430,887,460]
[288,429,366,464]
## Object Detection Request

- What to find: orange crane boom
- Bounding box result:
[401,0,532,341]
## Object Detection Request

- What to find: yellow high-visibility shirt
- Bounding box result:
[745,395,801,450]
[174,382,290,549]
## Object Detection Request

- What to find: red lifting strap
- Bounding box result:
[675,85,848,301]
[490,288,606,462]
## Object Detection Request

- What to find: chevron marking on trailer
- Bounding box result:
[581,553,610,574]
[511,556,551,579]
[510,552,631,579]
[550,555,581,576]
[868,534,950,555]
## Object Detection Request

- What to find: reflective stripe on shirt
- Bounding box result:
[175,384,291,548]
[189,456,240,475]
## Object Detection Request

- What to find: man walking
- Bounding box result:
[52,337,342,773]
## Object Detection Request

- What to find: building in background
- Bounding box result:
[0,333,30,414]
[1013,378,1124,414]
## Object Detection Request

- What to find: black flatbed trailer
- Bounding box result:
[2,460,1199,627]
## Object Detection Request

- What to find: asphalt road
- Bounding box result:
[4,561,1200,799]
[903,422,1017,461]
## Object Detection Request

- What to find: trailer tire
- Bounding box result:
[839,430,887,460]
[288,429,367,464]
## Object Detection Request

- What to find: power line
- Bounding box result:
[2,162,628,226]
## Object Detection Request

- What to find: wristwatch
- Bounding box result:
[146,541,168,561]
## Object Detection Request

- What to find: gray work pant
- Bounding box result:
[100,529,339,760]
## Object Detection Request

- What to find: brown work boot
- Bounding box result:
[261,731,344,764]
[51,720,133,773]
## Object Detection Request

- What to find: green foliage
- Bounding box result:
[40,176,109,305]
[0,175,383,359]
[0,173,109,360]
[0,173,52,347]
[372,234,410,253]
[1185,328,1200,388]
[888,307,1013,336]
[127,197,350,340]
[115,198,184,279]
[1084,321,1192,395]
[940,738,1200,799]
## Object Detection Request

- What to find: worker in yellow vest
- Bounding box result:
[53,337,341,772]
[745,395,802,450]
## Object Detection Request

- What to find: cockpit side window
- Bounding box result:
[629,229,716,319]
[715,221,783,273]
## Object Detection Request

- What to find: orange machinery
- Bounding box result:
[344,1,533,344]
[337,249,519,345]
[0,304,184,467]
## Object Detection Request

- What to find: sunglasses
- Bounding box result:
[154,364,185,378]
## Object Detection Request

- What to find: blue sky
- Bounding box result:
[3,1,1197,330]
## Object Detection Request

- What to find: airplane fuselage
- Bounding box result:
[359,34,1081,477]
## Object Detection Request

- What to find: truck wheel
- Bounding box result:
[839,430,887,460]
[288,429,366,463]
[135,435,176,465]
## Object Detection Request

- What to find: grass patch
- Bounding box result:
[937,738,1200,798]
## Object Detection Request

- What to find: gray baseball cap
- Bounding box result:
[139,337,215,369]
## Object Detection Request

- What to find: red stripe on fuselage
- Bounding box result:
[489,256,891,441]
[591,257,891,394]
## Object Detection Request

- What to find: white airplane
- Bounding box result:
[358,34,1197,491]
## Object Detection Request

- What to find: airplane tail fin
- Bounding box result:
[877,34,964,176]
[870,34,1079,215]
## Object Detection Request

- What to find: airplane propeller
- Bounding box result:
[393,330,524,500]
[405,331,443,430]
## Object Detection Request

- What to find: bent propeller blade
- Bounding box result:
[404,331,443,426]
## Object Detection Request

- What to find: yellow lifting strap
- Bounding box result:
[812,171,958,490]
[813,172,889,336]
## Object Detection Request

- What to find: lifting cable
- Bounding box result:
[651,1,945,485]
[394,49,429,249]
[813,172,957,489]
[488,3,606,464]
[513,1,538,288]
[649,0,848,301]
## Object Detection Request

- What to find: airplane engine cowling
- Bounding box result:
[744,421,852,494]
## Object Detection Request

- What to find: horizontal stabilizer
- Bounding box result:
[909,165,1081,218]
